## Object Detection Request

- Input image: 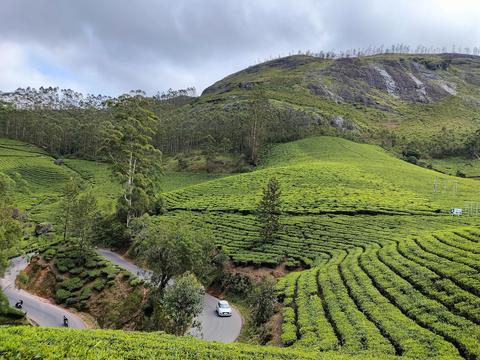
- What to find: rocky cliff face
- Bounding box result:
[308,57,459,107]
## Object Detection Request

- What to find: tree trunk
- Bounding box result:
[125,151,137,228]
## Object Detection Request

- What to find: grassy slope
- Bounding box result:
[427,157,480,178]
[0,138,75,222]
[0,139,224,223]
[163,136,479,214]
[262,136,478,211]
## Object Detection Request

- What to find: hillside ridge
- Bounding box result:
[197,53,480,156]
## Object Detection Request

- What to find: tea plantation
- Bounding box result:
[276,227,480,359]
[0,326,397,360]
[157,137,480,359]
[0,138,120,222]
[1,136,479,359]
[163,137,480,214]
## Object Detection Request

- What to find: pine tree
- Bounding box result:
[256,177,281,245]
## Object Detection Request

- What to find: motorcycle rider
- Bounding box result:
[15,299,23,309]
[63,315,69,327]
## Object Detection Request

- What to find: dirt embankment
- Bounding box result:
[21,256,148,330]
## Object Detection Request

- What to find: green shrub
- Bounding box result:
[129,278,143,287]
[87,269,101,279]
[60,277,84,292]
[0,301,26,325]
[65,248,85,261]
[17,271,28,286]
[406,155,418,164]
[281,322,297,346]
[55,289,72,303]
[55,258,75,273]
[101,267,119,280]
[79,288,92,301]
[65,297,79,306]
[92,278,107,292]
[43,248,57,261]
[75,301,88,311]
[68,267,83,275]
[85,259,99,269]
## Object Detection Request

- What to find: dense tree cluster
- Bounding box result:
[133,217,220,335]
[0,87,111,110]
[0,89,315,163]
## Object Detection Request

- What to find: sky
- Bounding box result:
[0,0,479,96]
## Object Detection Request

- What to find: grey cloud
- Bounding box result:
[0,0,479,95]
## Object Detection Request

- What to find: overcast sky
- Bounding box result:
[0,0,479,95]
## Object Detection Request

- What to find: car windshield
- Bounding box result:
[219,303,229,308]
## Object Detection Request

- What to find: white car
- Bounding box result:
[215,300,232,317]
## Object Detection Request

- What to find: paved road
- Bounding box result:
[0,256,86,329]
[96,248,242,343]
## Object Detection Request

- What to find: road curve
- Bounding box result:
[96,248,242,343]
[0,256,86,329]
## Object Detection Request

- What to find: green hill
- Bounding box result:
[164,136,479,215]
[0,138,119,223]
[0,139,223,223]
[197,53,480,155]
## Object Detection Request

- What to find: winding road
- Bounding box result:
[0,256,86,329]
[0,251,242,342]
[96,249,242,343]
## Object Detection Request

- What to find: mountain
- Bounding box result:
[196,53,480,155]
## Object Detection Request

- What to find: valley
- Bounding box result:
[0,132,479,359]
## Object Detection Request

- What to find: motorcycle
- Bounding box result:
[15,300,23,309]
[63,315,69,327]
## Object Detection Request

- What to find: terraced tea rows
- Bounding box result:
[0,140,79,222]
[162,137,480,216]
[163,162,438,215]
[162,211,471,267]
[276,228,480,359]
[0,326,395,359]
